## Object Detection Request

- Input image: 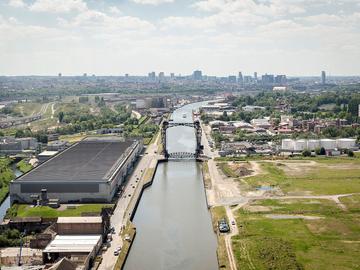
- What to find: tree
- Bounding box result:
[348,150,354,157]
[302,150,311,157]
[315,147,326,155]
[58,111,64,123]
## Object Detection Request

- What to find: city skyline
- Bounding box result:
[1,0,360,76]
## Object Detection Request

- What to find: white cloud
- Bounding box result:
[131,0,174,5]
[108,6,121,15]
[8,0,26,8]
[60,10,155,32]
[1,0,360,75]
[29,0,87,13]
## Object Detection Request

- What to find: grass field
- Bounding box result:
[218,163,238,178]
[12,102,43,116]
[7,204,113,218]
[210,206,231,270]
[241,159,360,195]
[232,198,360,270]
[59,133,88,143]
[16,159,33,173]
[340,195,360,212]
[0,158,14,203]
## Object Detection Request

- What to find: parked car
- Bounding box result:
[124,235,131,242]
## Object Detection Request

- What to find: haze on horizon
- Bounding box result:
[1,0,360,76]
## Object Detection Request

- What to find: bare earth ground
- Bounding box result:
[201,123,360,270]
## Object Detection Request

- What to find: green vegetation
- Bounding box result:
[0,229,21,247]
[202,161,212,189]
[218,163,238,178]
[16,159,32,173]
[210,206,231,269]
[231,90,360,125]
[339,195,360,212]
[7,204,113,218]
[243,160,360,195]
[233,199,360,270]
[0,158,15,203]
[114,221,136,270]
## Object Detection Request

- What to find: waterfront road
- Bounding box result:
[98,134,160,270]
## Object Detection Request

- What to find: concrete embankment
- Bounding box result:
[126,158,164,221]
[116,157,164,269]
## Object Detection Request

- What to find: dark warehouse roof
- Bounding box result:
[15,138,136,183]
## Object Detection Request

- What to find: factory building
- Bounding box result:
[281,138,357,152]
[10,137,143,204]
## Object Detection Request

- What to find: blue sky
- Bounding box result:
[1,0,360,76]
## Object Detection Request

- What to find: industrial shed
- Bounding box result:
[10,137,143,204]
[56,217,104,235]
[43,235,102,268]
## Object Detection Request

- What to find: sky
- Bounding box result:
[1,0,360,76]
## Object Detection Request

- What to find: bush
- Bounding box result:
[315,147,326,155]
[348,150,354,157]
[302,150,311,157]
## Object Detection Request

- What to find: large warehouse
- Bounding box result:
[10,137,143,204]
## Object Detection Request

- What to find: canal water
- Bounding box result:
[0,164,23,222]
[124,102,218,270]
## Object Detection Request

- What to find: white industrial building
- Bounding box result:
[336,138,356,149]
[307,139,320,150]
[320,139,337,150]
[281,138,357,152]
[294,139,307,151]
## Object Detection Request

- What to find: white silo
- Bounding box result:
[307,139,320,151]
[281,139,294,151]
[320,139,336,150]
[294,139,307,151]
[336,138,356,149]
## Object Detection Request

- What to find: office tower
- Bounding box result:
[262,74,274,85]
[148,72,156,81]
[244,76,252,84]
[238,72,243,84]
[83,73,87,77]
[321,71,326,85]
[58,73,62,77]
[275,75,287,84]
[228,75,237,83]
[170,73,175,78]
[254,72,258,81]
[193,70,202,80]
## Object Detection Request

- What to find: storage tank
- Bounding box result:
[336,138,356,149]
[320,139,336,150]
[294,139,307,151]
[281,139,294,151]
[307,139,320,151]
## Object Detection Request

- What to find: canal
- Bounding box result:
[124,102,218,270]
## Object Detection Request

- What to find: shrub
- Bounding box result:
[302,150,312,157]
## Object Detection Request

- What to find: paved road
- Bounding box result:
[98,134,160,270]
